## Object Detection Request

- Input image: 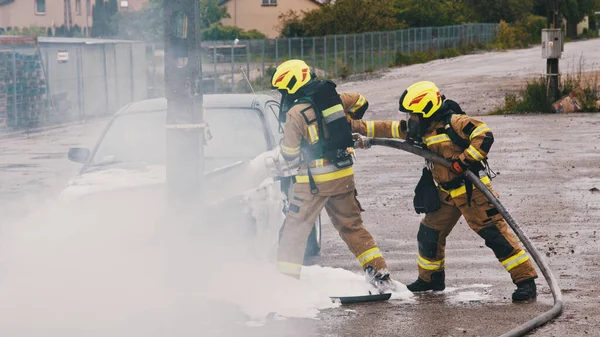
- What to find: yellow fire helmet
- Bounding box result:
[398,81,444,118]
[271,59,313,94]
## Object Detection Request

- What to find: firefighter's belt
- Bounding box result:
[439,175,491,198]
[295,166,354,183]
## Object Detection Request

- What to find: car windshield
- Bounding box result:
[91,108,269,172]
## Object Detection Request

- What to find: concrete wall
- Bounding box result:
[0,0,92,32]
[220,0,320,38]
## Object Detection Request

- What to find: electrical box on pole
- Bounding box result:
[163,0,205,216]
[541,29,563,59]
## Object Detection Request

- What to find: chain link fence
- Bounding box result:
[149,23,499,95]
[1,23,498,131]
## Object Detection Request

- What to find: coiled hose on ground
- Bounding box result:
[363,137,563,337]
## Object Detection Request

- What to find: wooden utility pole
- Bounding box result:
[546,0,560,103]
[163,0,205,217]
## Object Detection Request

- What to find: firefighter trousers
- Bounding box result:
[416,181,538,284]
[277,179,388,278]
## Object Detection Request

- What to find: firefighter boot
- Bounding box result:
[512,278,537,303]
[407,271,445,292]
[365,266,397,293]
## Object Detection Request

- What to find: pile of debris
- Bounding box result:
[552,87,600,113]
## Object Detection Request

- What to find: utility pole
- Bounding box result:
[545,0,561,104]
[163,0,205,219]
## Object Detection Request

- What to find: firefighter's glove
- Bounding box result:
[450,159,469,174]
[353,133,371,149]
[264,147,299,178]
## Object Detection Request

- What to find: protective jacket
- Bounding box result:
[352,109,538,286]
[351,112,493,186]
[276,92,388,279]
[280,92,368,195]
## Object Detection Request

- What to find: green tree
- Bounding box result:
[278,10,307,37]
[463,0,535,23]
[117,0,235,41]
[279,0,400,37]
[201,23,266,40]
[393,0,470,27]
[91,0,109,37]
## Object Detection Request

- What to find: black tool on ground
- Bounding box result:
[329,292,392,304]
[361,136,563,337]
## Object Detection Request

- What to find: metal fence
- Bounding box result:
[149,23,499,95]
[0,23,498,130]
[0,37,148,130]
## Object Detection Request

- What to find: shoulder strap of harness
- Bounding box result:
[443,113,470,150]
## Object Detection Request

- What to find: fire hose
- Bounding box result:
[359,136,563,337]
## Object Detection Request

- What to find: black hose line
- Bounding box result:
[366,137,563,337]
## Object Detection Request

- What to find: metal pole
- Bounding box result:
[370,32,374,69]
[11,51,17,127]
[312,37,316,72]
[334,36,338,76]
[353,34,357,74]
[362,33,366,72]
[77,46,85,119]
[113,46,119,111]
[246,41,250,89]
[231,41,234,88]
[401,29,404,55]
[213,40,217,93]
[378,32,382,69]
[301,37,304,60]
[275,38,279,66]
[343,34,347,67]
[102,44,109,113]
[323,36,327,76]
[393,30,397,60]
[261,39,265,80]
[288,38,291,60]
[129,43,134,102]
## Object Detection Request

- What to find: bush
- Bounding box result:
[492,56,600,114]
[201,23,267,41]
[493,16,546,49]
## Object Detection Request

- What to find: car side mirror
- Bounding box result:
[68,147,90,164]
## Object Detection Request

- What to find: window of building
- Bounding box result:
[261,0,277,6]
[35,0,46,14]
[75,0,81,15]
[86,0,91,16]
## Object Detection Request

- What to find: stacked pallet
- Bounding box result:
[0,50,48,129]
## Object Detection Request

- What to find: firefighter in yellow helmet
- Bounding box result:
[350,81,538,302]
[270,59,395,292]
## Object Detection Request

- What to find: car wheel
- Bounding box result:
[304,214,322,257]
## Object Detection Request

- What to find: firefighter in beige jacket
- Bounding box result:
[270,59,395,292]
[351,81,537,303]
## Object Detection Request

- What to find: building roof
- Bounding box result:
[0,36,37,46]
[38,37,144,45]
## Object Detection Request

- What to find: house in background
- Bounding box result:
[0,0,93,34]
[219,0,325,38]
